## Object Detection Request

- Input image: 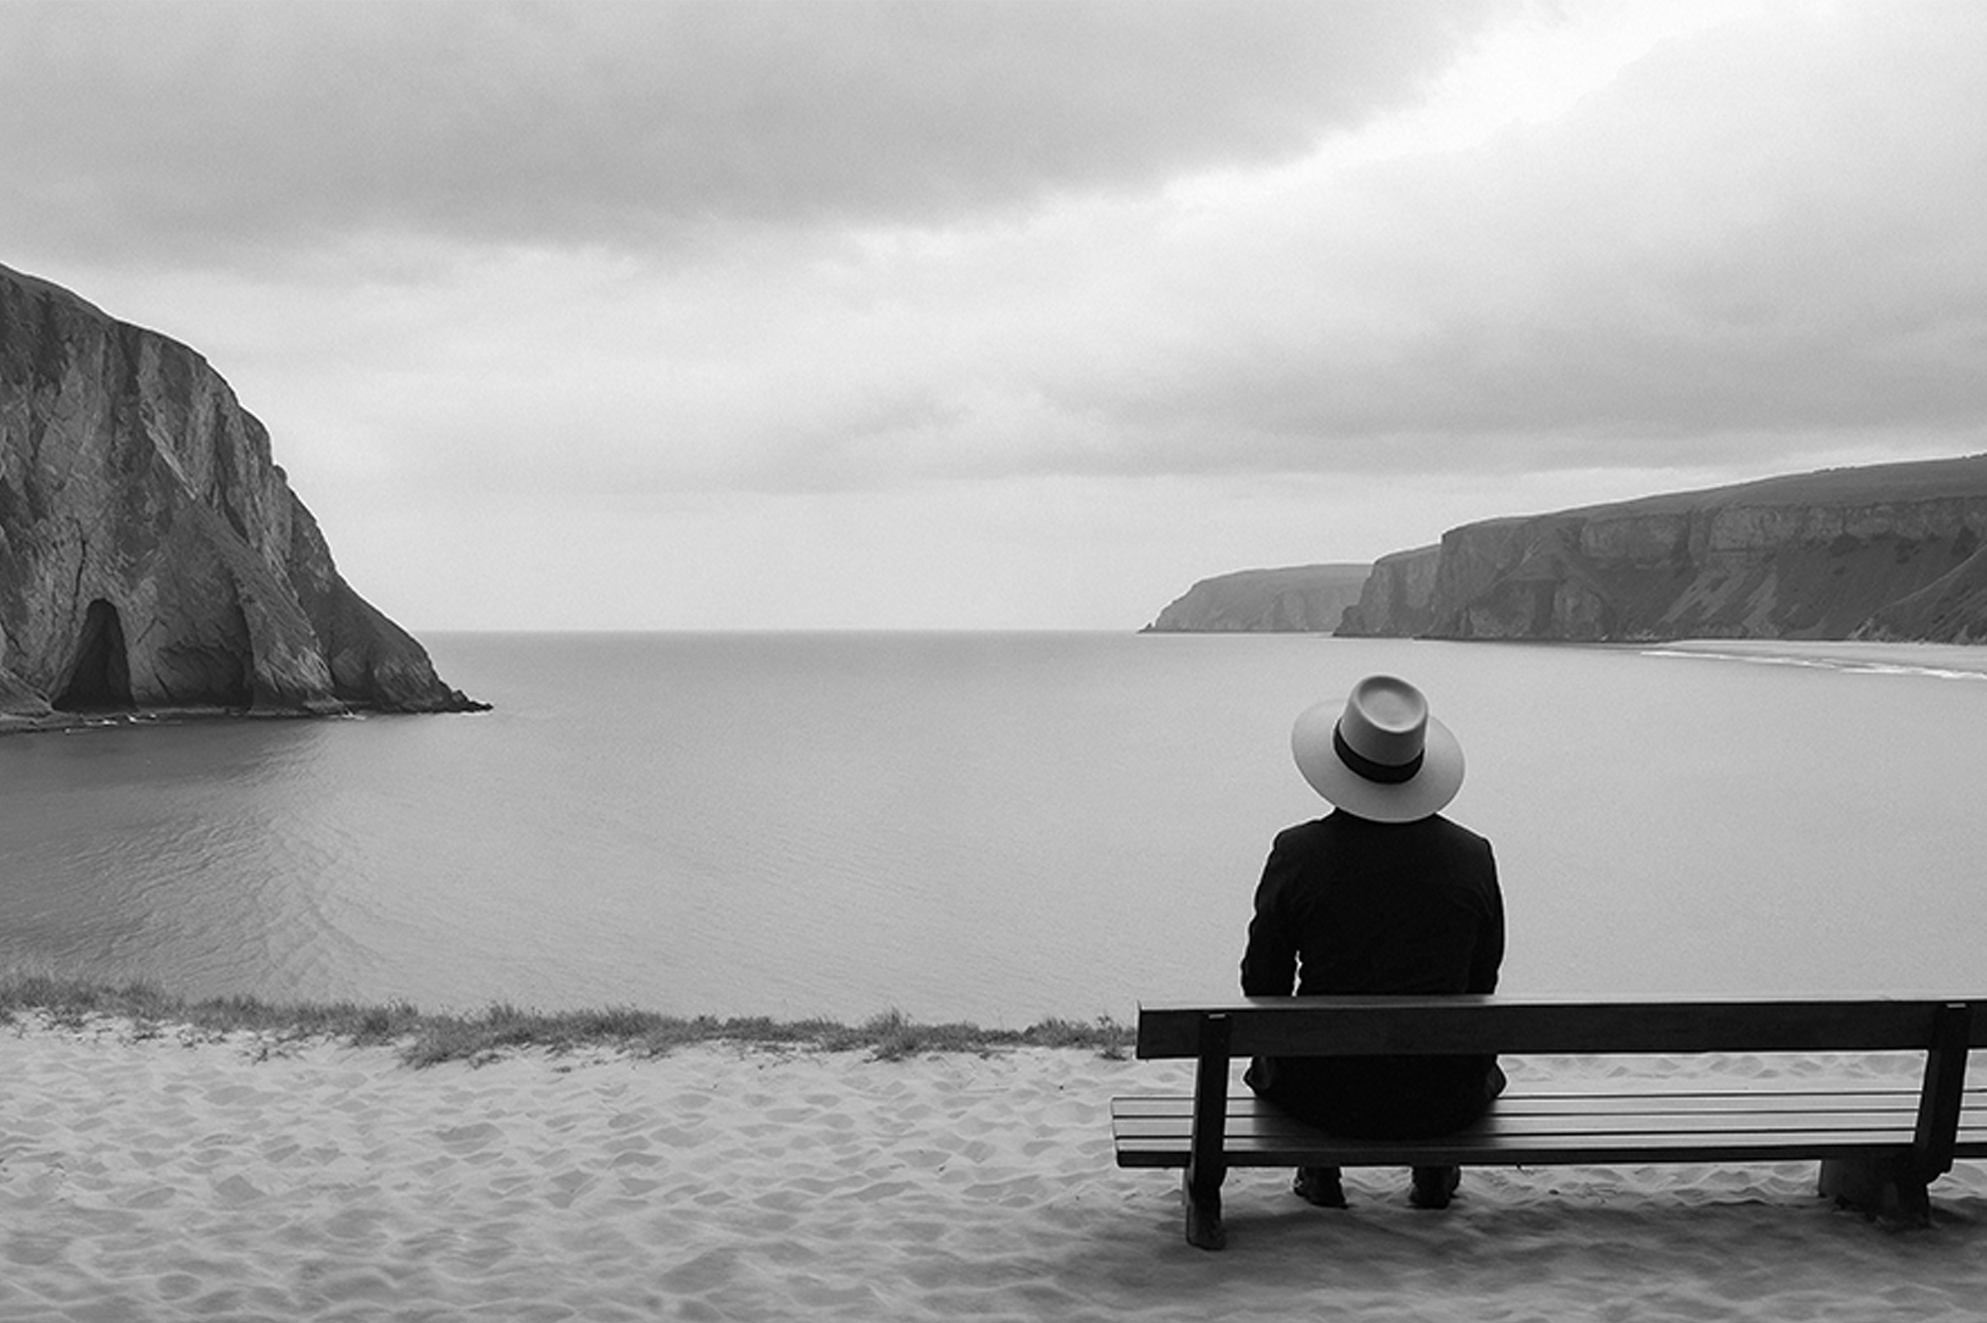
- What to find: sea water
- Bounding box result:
[3,632,1986,1024]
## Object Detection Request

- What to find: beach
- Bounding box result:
[6,1017,1987,1321]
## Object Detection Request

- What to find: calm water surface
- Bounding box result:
[4,632,1985,1022]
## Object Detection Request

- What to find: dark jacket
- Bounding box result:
[1241,810,1504,1138]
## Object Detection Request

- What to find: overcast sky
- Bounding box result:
[5,0,1985,630]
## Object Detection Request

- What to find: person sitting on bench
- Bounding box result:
[1240,674,1506,1211]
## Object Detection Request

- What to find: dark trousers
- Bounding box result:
[1245,1054,1507,1139]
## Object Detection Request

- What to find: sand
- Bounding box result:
[6,1018,1987,1322]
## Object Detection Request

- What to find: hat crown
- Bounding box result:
[1289,673,1464,823]
[1337,675,1428,770]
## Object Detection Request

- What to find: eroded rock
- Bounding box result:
[1,263,484,722]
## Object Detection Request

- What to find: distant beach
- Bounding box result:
[1630,638,1987,679]
[7,1010,1987,1321]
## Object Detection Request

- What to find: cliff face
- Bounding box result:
[1339,455,1987,643]
[1335,545,1441,638]
[1142,563,1371,633]
[0,263,483,720]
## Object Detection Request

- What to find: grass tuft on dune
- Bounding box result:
[0,971,1134,1067]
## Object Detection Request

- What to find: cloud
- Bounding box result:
[11,1,1987,631]
[947,2,1987,480]
[27,2,1987,502]
[0,0,1496,266]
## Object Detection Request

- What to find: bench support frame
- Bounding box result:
[1819,1000,1972,1225]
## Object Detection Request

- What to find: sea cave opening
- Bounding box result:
[53,598,136,712]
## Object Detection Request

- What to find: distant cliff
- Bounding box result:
[1335,545,1441,638]
[1142,563,1371,633]
[1336,455,1987,643]
[0,263,483,724]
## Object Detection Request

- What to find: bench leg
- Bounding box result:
[1818,1156,1933,1228]
[1181,1013,1232,1250]
[1182,1166,1226,1251]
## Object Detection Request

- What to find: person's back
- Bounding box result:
[1239,675,1505,1206]
[1246,811,1500,998]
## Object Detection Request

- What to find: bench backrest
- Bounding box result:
[1136,995,1987,1060]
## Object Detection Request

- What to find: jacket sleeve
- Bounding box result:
[1239,832,1301,997]
[1468,840,1505,995]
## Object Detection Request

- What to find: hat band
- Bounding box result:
[1333,723,1423,785]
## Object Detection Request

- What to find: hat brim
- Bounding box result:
[1290,699,1465,823]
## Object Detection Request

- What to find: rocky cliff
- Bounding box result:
[1334,545,1441,638]
[1335,455,1987,643]
[0,263,483,722]
[1142,563,1371,633]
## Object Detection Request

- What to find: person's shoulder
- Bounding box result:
[1425,814,1490,844]
[1271,816,1336,851]
[1423,814,1496,860]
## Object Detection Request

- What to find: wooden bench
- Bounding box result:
[1111,995,1987,1249]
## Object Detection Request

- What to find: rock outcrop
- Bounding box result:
[1142,563,1371,633]
[1334,545,1441,638]
[1335,455,1987,643]
[0,262,484,722]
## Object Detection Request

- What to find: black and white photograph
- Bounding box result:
[5,1,1987,1316]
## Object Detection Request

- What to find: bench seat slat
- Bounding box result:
[1111,1093,1987,1168]
[1114,1112,1937,1139]
[1114,1123,1987,1152]
[1112,1089,1987,1117]
[1111,1094,1987,1125]
[1117,1135,1960,1169]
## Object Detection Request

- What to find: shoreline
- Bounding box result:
[7,1014,1987,1320]
[1626,637,1987,676]
[0,703,490,740]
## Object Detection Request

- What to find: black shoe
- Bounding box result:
[1409,1166,1461,1210]
[1292,1166,1348,1208]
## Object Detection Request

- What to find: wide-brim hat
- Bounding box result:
[1290,674,1465,823]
